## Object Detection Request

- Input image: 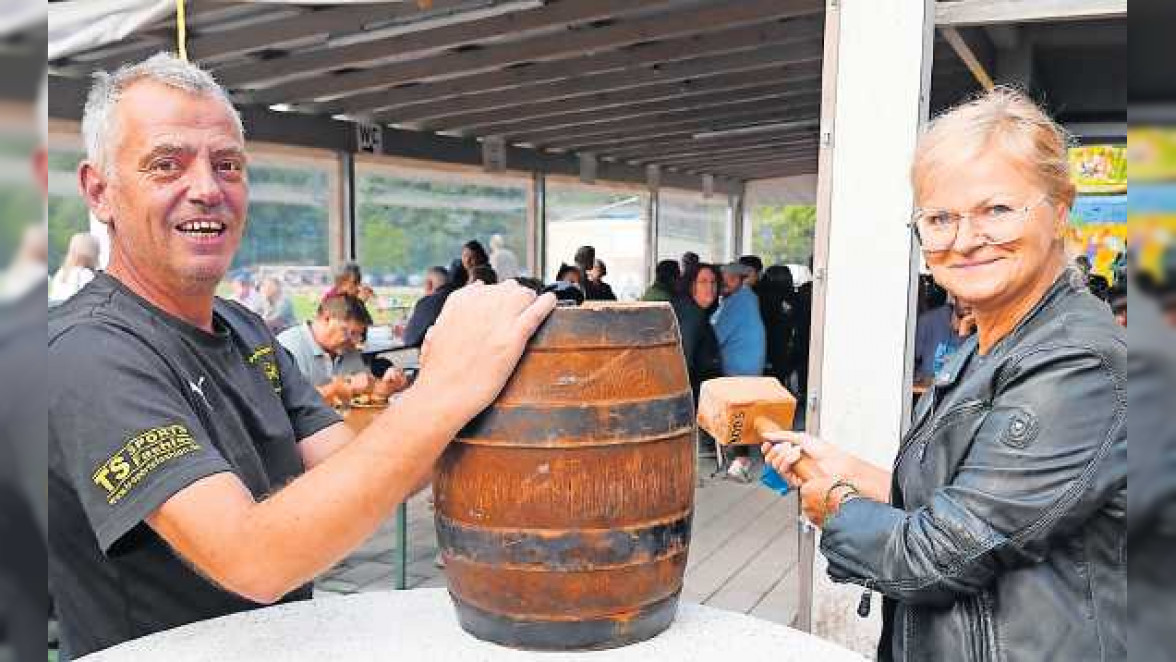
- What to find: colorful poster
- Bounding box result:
[1128,184,1176,281]
[1129,128,1176,182]
[1069,195,1127,280]
[1068,145,1127,194]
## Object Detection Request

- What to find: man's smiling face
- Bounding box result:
[92,80,248,295]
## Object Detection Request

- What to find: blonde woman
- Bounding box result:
[49,233,100,304]
[766,89,1125,660]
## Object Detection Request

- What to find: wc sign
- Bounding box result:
[356,122,383,154]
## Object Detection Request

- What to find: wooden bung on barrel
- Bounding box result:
[434,301,696,650]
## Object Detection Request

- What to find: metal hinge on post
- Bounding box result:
[820,130,834,150]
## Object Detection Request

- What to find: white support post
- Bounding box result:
[805,0,933,654]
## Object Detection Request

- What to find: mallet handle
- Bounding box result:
[755,418,819,482]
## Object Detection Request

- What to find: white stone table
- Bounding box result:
[81,588,864,661]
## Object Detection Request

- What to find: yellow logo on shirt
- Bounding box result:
[92,424,201,505]
[247,344,283,394]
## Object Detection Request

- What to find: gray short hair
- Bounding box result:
[82,52,244,175]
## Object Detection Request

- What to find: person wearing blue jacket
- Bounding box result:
[711,262,766,481]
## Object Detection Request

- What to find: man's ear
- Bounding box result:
[79,161,114,227]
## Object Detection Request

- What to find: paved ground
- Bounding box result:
[316,455,803,627]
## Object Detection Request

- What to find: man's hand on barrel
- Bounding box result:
[416,280,557,419]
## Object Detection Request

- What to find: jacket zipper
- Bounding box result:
[894,400,988,476]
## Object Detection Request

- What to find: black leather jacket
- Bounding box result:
[821,275,1126,661]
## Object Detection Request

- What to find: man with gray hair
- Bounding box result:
[48,53,555,657]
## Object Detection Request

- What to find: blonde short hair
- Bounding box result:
[911,87,1076,208]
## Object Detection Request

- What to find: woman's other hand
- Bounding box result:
[798,475,860,527]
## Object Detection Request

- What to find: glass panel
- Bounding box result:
[45,144,88,273]
[657,189,731,264]
[0,130,42,269]
[231,151,335,326]
[355,160,530,324]
[749,203,817,282]
[545,180,649,301]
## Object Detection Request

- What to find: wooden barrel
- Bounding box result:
[435,302,696,651]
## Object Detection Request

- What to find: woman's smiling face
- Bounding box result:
[917,149,1067,312]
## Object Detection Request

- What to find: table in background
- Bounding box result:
[82,589,865,662]
[339,404,409,590]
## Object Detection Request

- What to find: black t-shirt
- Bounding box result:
[48,274,341,657]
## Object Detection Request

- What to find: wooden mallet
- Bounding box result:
[696,376,817,481]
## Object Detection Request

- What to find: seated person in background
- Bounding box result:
[678,251,700,296]
[913,294,974,384]
[587,259,617,300]
[489,234,520,281]
[672,263,723,457]
[642,260,680,302]
[258,276,297,334]
[555,263,583,289]
[448,258,468,289]
[672,263,723,401]
[462,240,490,275]
[711,262,766,482]
[759,265,797,389]
[573,245,613,301]
[469,264,498,285]
[228,270,263,314]
[1,224,47,300]
[323,262,373,304]
[1087,273,1110,302]
[402,266,456,348]
[738,255,764,288]
[49,232,100,305]
[278,294,406,405]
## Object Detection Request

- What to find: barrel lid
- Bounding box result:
[529,301,680,349]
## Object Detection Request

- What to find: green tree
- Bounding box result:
[751,205,817,266]
[357,217,409,272]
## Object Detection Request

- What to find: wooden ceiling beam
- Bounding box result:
[368,42,822,126]
[241,0,823,105]
[425,78,823,136]
[711,160,819,180]
[215,0,673,90]
[633,138,820,166]
[473,89,821,142]
[556,119,820,154]
[528,102,821,150]
[400,18,823,126]
[601,128,820,159]
[317,19,823,118]
[659,149,818,171]
[606,132,818,161]
[68,2,425,72]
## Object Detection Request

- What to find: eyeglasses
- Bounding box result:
[910,195,1050,252]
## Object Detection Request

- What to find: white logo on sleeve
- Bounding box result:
[189,376,212,409]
